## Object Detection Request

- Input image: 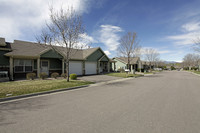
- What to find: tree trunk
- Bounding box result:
[66,61,70,82]
[149,62,152,72]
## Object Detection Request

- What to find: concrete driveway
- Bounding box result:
[78,74,122,83]
[1,71,200,133]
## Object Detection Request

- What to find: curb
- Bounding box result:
[0,75,144,103]
[144,74,154,76]
[0,85,90,103]
[185,71,200,77]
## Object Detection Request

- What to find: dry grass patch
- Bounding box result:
[0,79,93,98]
[106,73,143,78]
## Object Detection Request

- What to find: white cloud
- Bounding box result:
[166,21,200,46]
[98,25,123,51]
[104,50,111,56]
[158,50,171,54]
[140,47,171,54]
[80,33,97,44]
[0,0,92,42]
[182,22,200,32]
[78,33,96,48]
[166,32,200,45]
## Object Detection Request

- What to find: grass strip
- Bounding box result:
[106,72,143,78]
[0,79,93,98]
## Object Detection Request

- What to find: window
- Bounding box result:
[14,59,33,72]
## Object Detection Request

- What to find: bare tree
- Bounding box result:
[36,6,84,82]
[183,53,200,70]
[194,37,200,53]
[118,32,141,72]
[144,48,160,71]
[35,28,53,45]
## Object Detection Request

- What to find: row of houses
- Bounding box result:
[0,37,154,80]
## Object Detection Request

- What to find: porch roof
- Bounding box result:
[115,57,140,64]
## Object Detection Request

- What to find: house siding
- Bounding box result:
[34,60,37,69]
[86,49,104,61]
[49,58,62,70]
[0,50,9,66]
[113,58,127,70]
[34,58,62,70]
[101,56,109,61]
[41,50,63,59]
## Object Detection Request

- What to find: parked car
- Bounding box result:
[154,68,162,71]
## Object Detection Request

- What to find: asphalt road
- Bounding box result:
[1,71,200,133]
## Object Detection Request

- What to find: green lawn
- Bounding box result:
[193,71,200,74]
[186,70,200,74]
[0,79,93,98]
[144,72,154,74]
[106,72,143,78]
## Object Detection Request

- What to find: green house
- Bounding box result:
[0,38,111,80]
[112,57,141,72]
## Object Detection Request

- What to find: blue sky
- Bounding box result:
[1,0,200,62]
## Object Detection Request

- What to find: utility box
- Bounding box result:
[0,71,9,82]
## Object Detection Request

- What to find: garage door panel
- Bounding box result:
[69,61,82,75]
[85,62,97,75]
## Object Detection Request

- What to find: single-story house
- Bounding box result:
[140,61,153,72]
[112,57,141,72]
[0,37,111,80]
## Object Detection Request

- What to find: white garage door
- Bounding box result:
[85,62,97,75]
[69,61,82,75]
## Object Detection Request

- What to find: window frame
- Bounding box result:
[14,59,33,73]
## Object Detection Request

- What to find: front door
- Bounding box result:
[41,60,49,75]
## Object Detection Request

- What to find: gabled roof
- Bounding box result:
[114,57,140,64]
[5,40,49,58]
[4,40,107,60]
[83,47,99,59]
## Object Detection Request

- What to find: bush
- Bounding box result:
[26,73,36,80]
[171,66,176,70]
[70,73,77,80]
[117,68,125,73]
[40,72,48,80]
[140,68,144,72]
[51,72,59,79]
[191,67,198,71]
[61,73,67,78]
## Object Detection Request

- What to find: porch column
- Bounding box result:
[9,57,13,80]
[140,62,142,72]
[107,62,110,72]
[62,59,65,74]
[131,64,133,73]
[114,62,116,71]
[199,64,200,71]
[37,58,40,78]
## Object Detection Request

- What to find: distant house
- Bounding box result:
[0,37,111,80]
[112,57,156,72]
[112,57,141,72]
[140,61,157,72]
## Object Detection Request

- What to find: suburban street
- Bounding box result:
[1,71,200,133]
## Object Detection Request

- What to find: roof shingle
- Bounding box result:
[115,57,140,64]
[5,40,101,60]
